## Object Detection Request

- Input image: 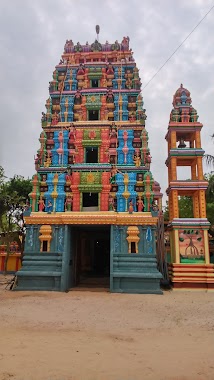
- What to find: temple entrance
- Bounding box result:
[72,226,110,289]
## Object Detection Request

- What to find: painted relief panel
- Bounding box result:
[179,229,205,263]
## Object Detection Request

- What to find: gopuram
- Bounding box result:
[166,85,214,290]
[16,32,164,293]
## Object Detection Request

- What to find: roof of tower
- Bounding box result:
[63,36,131,54]
[169,84,200,124]
[172,84,192,108]
[152,181,161,191]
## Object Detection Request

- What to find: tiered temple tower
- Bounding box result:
[166,84,214,290]
[16,34,163,293]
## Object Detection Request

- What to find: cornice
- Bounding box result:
[25,211,158,226]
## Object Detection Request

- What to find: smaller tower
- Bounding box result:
[166,84,214,290]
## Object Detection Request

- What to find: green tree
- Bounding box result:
[163,173,214,226]
[178,196,193,218]
[205,134,214,167]
[0,170,32,271]
[163,201,169,221]
[163,197,193,220]
[205,173,214,229]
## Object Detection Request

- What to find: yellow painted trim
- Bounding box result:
[172,288,214,292]
[25,211,158,226]
[174,229,180,264]
[173,273,214,277]
[203,230,210,264]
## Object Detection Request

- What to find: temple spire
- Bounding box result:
[95,25,100,41]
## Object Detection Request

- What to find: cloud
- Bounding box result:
[0,0,214,205]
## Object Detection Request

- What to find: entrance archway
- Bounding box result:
[72,225,110,289]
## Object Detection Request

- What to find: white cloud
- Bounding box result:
[0,0,214,206]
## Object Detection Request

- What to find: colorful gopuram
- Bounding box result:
[166,84,214,290]
[16,33,163,293]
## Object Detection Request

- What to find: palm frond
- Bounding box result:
[204,154,214,167]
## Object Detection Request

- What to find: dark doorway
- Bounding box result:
[42,241,48,252]
[82,192,98,208]
[72,226,110,289]
[131,242,136,253]
[88,110,99,120]
[86,147,98,163]
[91,79,99,88]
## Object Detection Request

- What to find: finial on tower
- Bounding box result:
[96,25,100,41]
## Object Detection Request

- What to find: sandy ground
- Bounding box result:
[0,276,214,380]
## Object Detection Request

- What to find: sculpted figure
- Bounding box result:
[133,153,141,167]
[128,199,134,214]
[108,197,115,211]
[38,196,45,212]
[65,195,73,211]
[137,196,144,212]
[46,200,53,214]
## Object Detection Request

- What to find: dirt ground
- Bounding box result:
[0,276,214,380]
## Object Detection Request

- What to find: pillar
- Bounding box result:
[198,190,206,218]
[193,193,200,218]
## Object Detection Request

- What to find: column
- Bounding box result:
[197,157,203,180]
[174,229,180,264]
[195,130,201,148]
[199,190,206,218]
[203,230,210,264]
[193,193,200,218]
[168,193,174,220]
[170,131,177,149]
[191,162,197,180]
[172,190,179,218]
[171,157,177,180]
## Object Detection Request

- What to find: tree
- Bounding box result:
[163,196,193,221]
[163,173,214,226]
[205,134,214,167]
[0,166,5,185]
[0,170,32,271]
[205,173,214,231]
[178,196,193,218]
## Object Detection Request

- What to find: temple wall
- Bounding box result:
[110,225,162,294]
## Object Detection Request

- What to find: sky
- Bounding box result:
[0,0,214,205]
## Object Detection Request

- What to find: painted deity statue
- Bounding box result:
[133,153,141,167]
[46,200,53,214]
[107,90,114,103]
[145,152,152,168]
[152,200,159,212]
[38,196,45,212]
[108,196,115,211]
[137,196,144,212]
[35,153,40,171]
[106,64,114,76]
[128,199,134,214]
[41,174,47,183]
[44,152,52,168]
[65,195,73,211]
[52,111,59,125]
[66,123,76,142]
[77,64,85,75]
[110,122,117,136]
[65,167,72,183]
[110,165,118,184]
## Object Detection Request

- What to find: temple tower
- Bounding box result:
[166,84,214,290]
[16,33,163,293]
